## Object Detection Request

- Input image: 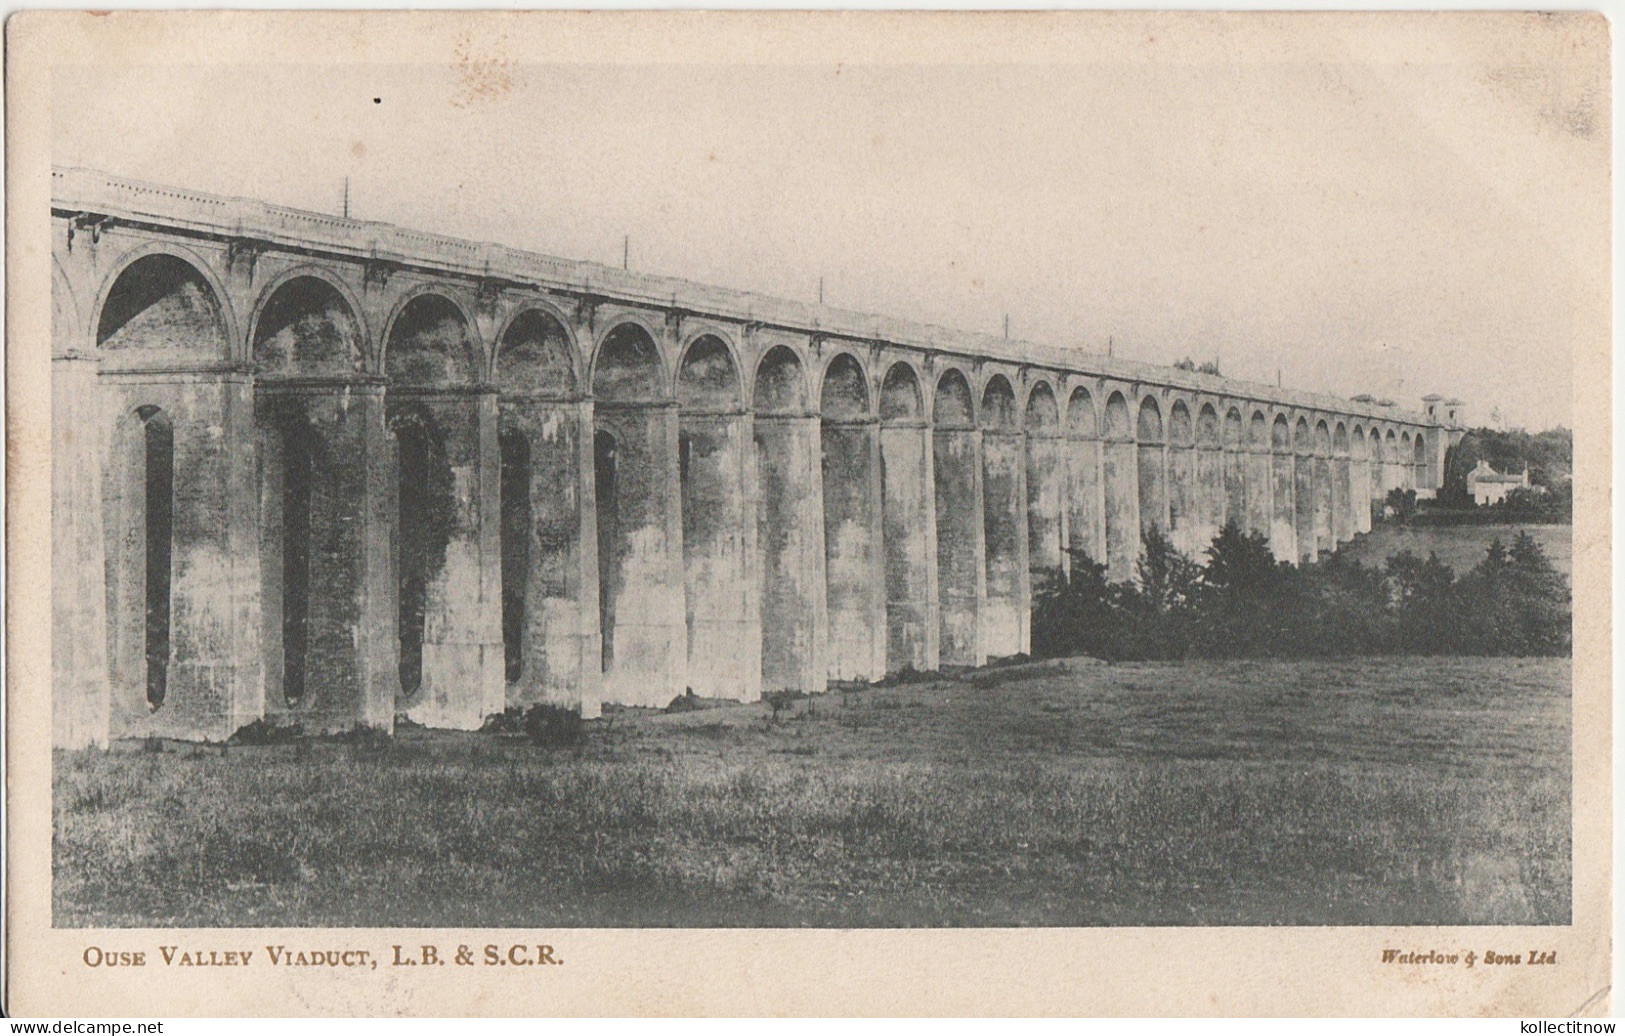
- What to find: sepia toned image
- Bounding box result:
[6,9,1610,1016]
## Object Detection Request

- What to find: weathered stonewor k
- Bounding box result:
[49,167,1465,747]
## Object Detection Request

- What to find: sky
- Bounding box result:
[52,13,1606,430]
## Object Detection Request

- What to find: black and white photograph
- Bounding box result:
[10,8,1610,1017]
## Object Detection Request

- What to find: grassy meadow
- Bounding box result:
[55,657,1569,928]
[1336,523,1571,579]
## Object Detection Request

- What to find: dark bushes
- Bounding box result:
[1033,523,1570,662]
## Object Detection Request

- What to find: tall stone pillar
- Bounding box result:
[882,417,939,672]
[1269,423,1297,564]
[1103,431,1139,582]
[260,383,399,734]
[595,400,687,707]
[1353,436,1373,535]
[104,373,263,742]
[757,414,828,694]
[1314,434,1334,558]
[823,416,886,682]
[1137,441,1169,546]
[1245,432,1272,540]
[1294,433,1318,565]
[1065,429,1105,571]
[499,398,601,717]
[1026,424,1067,578]
[1335,444,1354,544]
[53,354,110,748]
[982,424,1029,657]
[1196,436,1224,552]
[680,407,760,701]
[934,420,985,666]
[1167,441,1197,557]
[390,390,506,729]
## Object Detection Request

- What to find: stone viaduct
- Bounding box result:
[50,167,1463,747]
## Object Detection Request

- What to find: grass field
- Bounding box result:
[54,657,1570,929]
[1335,523,1571,579]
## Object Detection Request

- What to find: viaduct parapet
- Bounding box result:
[50,166,1464,746]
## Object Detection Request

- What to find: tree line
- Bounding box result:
[1031,523,1570,662]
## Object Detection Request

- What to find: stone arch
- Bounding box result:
[384,291,481,387]
[933,368,975,428]
[1249,410,1269,448]
[1295,416,1313,456]
[754,345,809,414]
[495,305,579,397]
[1413,431,1427,466]
[981,374,1018,430]
[1067,386,1097,437]
[96,250,231,362]
[1105,391,1133,440]
[1315,419,1332,455]
[592,321,666,403]
[252,273,366,377]
[677,333,742,411]
[1137,396,1163,443]
[1024,380,1059,430]
[1168,399,1194,445]
[820,351,871,419]
[879,361,924,422]
[1353,425,1367,451]
[1334,422,1350,455]
[1197,404,1221,447]
[1272,413,1292,451]
[1223,407,1244,448]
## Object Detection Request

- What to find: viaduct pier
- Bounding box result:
[50,168,1463,747]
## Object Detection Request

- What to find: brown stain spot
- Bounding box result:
[351,141,367,159]
[450,31,513,109]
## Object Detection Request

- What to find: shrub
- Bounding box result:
[523,703,584,747]
[228,719,303,746]
[1030,521,1571,662]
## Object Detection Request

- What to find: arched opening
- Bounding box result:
[254,276,363,376]
[98,254,228,363]
[881,362,922,421]
[1067,387,1097,438]
[980,374,1025,657]
[386,293,478,386]
[137,406,173,709]
[592,322,682,705]
[678,335,741,411]
[496,308,577,397]
[678,335,754,699]
[499,429,532,684]
[1413,432,1428,490]
[755,346,808,414]
[1136,396,1166,544]
[1401,431,1414,491]
[754,346,821,693]
[822,353,882,679]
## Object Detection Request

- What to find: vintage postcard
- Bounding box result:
[4,10,1610,1016]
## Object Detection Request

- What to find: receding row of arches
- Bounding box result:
[84,249,1432,737]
